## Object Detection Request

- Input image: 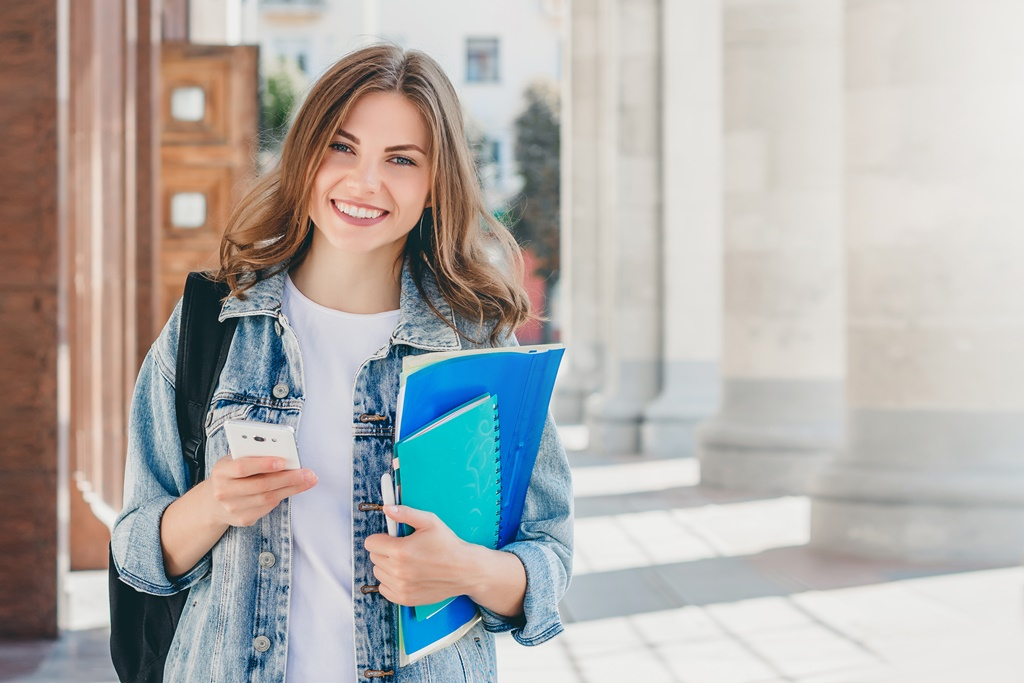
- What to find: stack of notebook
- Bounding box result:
[385,343,565,666]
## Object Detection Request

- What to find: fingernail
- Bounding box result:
[304,470,318,485]
[383,504,396,515]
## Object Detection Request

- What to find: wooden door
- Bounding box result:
[159,42,258,322]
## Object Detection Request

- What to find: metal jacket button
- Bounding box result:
[361,584,380,594]
[258,551,276,568]
[253,635,271,652]
[272,383,289,399]
[274,320,283,335]
[364,670,394,679]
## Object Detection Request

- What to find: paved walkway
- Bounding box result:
[3,427,1023,682]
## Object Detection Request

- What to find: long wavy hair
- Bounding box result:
[216,44,532,343]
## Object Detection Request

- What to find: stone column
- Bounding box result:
[0,0,61,638]
[811,0,1024,563]
[584,0,663,453]
[553,0,604,425]
[697,0,844,492]
[642,0,723,455]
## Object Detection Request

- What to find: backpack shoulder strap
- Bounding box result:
[175,272,238,488]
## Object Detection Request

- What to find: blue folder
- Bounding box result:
[394,344,565,664]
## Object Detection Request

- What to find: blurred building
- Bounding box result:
[255,0,564,206]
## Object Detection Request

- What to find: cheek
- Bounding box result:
[388,168,431,203]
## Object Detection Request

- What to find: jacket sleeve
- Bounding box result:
[110,299,211,595]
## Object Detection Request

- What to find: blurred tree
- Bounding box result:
[512,81,560,342]
[512,80,560,283]
[260,56,307,153]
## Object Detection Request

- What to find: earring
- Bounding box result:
[418,208,432,244]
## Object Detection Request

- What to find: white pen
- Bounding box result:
[380,472,399,536]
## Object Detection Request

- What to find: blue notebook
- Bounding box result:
[392,344,565,666]
[394,394,501,621]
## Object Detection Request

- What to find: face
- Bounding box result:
[307,91,432,264]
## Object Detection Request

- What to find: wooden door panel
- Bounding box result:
[159,42,257,322]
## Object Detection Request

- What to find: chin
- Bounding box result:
[319,231,406,261]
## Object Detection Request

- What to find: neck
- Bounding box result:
[288,236,404,314]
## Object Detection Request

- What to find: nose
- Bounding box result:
[346,157,381,195]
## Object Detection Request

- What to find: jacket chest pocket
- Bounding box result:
[205,400,256,439]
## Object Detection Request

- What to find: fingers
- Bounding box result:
[364,532,399,557]
[207,458,318,527]
[382,504,439,531]
[210,478,315,527]
[215,468,315,498]
[220,454,286,477]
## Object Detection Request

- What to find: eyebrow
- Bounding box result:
[336,129,427,155]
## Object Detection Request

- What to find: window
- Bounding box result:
[466,38,499,83]
[170,192,207,229]
[273,38,311,75]
[170,86,206,122]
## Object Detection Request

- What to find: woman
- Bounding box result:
[111,44,573,682]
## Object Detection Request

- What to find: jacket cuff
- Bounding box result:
[111,495,210,595]
[478,542,565,646]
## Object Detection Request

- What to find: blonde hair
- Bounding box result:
[216,44,532,343]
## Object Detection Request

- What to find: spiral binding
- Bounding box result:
[492,396,502,548]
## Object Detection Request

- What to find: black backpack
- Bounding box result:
[108,272,238,683]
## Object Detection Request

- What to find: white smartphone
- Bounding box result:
[224,420,301,470]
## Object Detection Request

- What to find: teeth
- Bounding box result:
[334,201,384,219]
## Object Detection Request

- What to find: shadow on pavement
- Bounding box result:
[560,544,1015,623]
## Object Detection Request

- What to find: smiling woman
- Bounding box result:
[110,43,573,683]
[215,44,533,339]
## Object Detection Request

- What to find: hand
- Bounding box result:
[363,505,475,607]
[205,455,318,527]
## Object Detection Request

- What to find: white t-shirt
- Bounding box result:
[281,274,399,681]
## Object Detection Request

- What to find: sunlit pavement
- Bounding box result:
[497,427,1024,683]
[3,426,1023,682]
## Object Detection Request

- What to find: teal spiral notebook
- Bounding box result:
[393,393,501,621]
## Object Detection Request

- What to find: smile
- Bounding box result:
[332,200,388,220]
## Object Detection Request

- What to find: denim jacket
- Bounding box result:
[111,263,574,682]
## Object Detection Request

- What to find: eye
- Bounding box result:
[329,142,353,154]
[390,156,416,167]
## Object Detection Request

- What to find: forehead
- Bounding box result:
[339,92,431,149]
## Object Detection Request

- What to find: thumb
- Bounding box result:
[383,504,436,530]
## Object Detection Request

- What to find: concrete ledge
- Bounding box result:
[553,385,588,425]
[642,418,700,457]
[586,417,642,455]
[810,497,1024,564]
[698,443,832,494]
[641,360,719,455]
[585,360,660,454]
[696,378,843,493]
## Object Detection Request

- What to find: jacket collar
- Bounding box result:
[218,258,462,351]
